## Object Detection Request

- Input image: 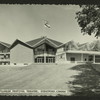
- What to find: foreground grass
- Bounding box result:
[0,64,80,96]
[0,63,99,96]
[69,64,100,96]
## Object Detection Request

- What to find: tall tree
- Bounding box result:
[76,5,100,38]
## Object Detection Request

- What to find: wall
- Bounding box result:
[57,47,64,53]
[83,54,89,62]
[10,44,34,65]
[66,53,81,62]
[56,53,66,63]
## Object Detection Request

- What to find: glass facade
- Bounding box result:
[34,43,56,63]
[34,44,56,55]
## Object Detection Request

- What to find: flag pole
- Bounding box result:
[42,19,51,37]
[42,19,46,63]
[42,19,46,37]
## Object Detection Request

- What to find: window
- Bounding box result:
[95,55,100,63]
[14,63,16,65]
[70,57,75,63]
[85,58,87,61]
[89,55,93,61]
[60,55,62,58]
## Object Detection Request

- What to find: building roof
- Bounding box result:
[58,40,79,50]
[46,38,63,46]
[66,50,100,55]
[26,37,44,47]
[57,50,100,55]
[0,41,11,48]
[10,39,33,50]
[26,37,63,48]
[58,40,92,51]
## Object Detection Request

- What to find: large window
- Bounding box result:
[34,43,56,55]
[34,44,45,55]
[95,55,100,63]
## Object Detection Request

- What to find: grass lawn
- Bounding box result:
[69,63,100,96]
[91,64,100,72]
[0,63,100,96]
[0,63,80,96]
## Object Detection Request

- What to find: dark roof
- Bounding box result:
[26,37,44,47]
[57,40,73,48]
[46,38,63,46]
[0,41,11,48]
[10,39,33,50]
[78,43,88,47]
[26,37,63,48]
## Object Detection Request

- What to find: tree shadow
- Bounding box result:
[68,63,100,96]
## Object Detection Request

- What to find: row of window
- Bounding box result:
[0,61,10,65]
[0,54,10,59]
[35,57,55,63]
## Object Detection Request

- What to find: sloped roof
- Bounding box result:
[92,40,100,51]
[26,37,63,48]
[46,38,63,46]
[0,41,11,48]
[26,37,44,47]
[10,39,33,50]
[58,40,92,51]
[59,40,79,50]
[78,43,87,47]
[78,43,90,51]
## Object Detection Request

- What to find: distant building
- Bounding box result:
[10,37,62,65]
[56,41,100,64]
[0,37,100,66]
[0,41,10,65]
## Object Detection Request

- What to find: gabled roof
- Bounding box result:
[46,38,63,46]
[26,37,44,47]
[58,40,92,51]
[10,39,33,50]
[78,42,87,47]
[26,37,63,48]
[0,41,11,48]
[58,40,79,49]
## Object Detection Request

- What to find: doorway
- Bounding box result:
[70,57,75,63]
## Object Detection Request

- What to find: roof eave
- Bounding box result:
[10,39,33,50]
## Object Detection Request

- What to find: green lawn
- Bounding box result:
[0,63,99,96]
[0,63,80,96]
[91,64,100,72]
[69,63,100,96]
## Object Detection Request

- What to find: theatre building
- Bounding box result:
[10,37,63,65]
[3,36,100,66]
[56,41,100,64]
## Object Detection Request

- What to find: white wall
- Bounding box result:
[83,54,88,61]
[10,44,34,64]
[66,53,81,61]
[56,53,66,63]
[57,47,64,53]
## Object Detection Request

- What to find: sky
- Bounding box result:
[0,4,98,44]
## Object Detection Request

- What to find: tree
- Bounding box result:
[76,5,100,38]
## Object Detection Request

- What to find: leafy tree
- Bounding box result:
[76,5,100,38]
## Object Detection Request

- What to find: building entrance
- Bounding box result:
[35,57,44,63]
[46,57,55,63]
[35,56,55,63]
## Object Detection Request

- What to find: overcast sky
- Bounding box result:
[0,5,98,44]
